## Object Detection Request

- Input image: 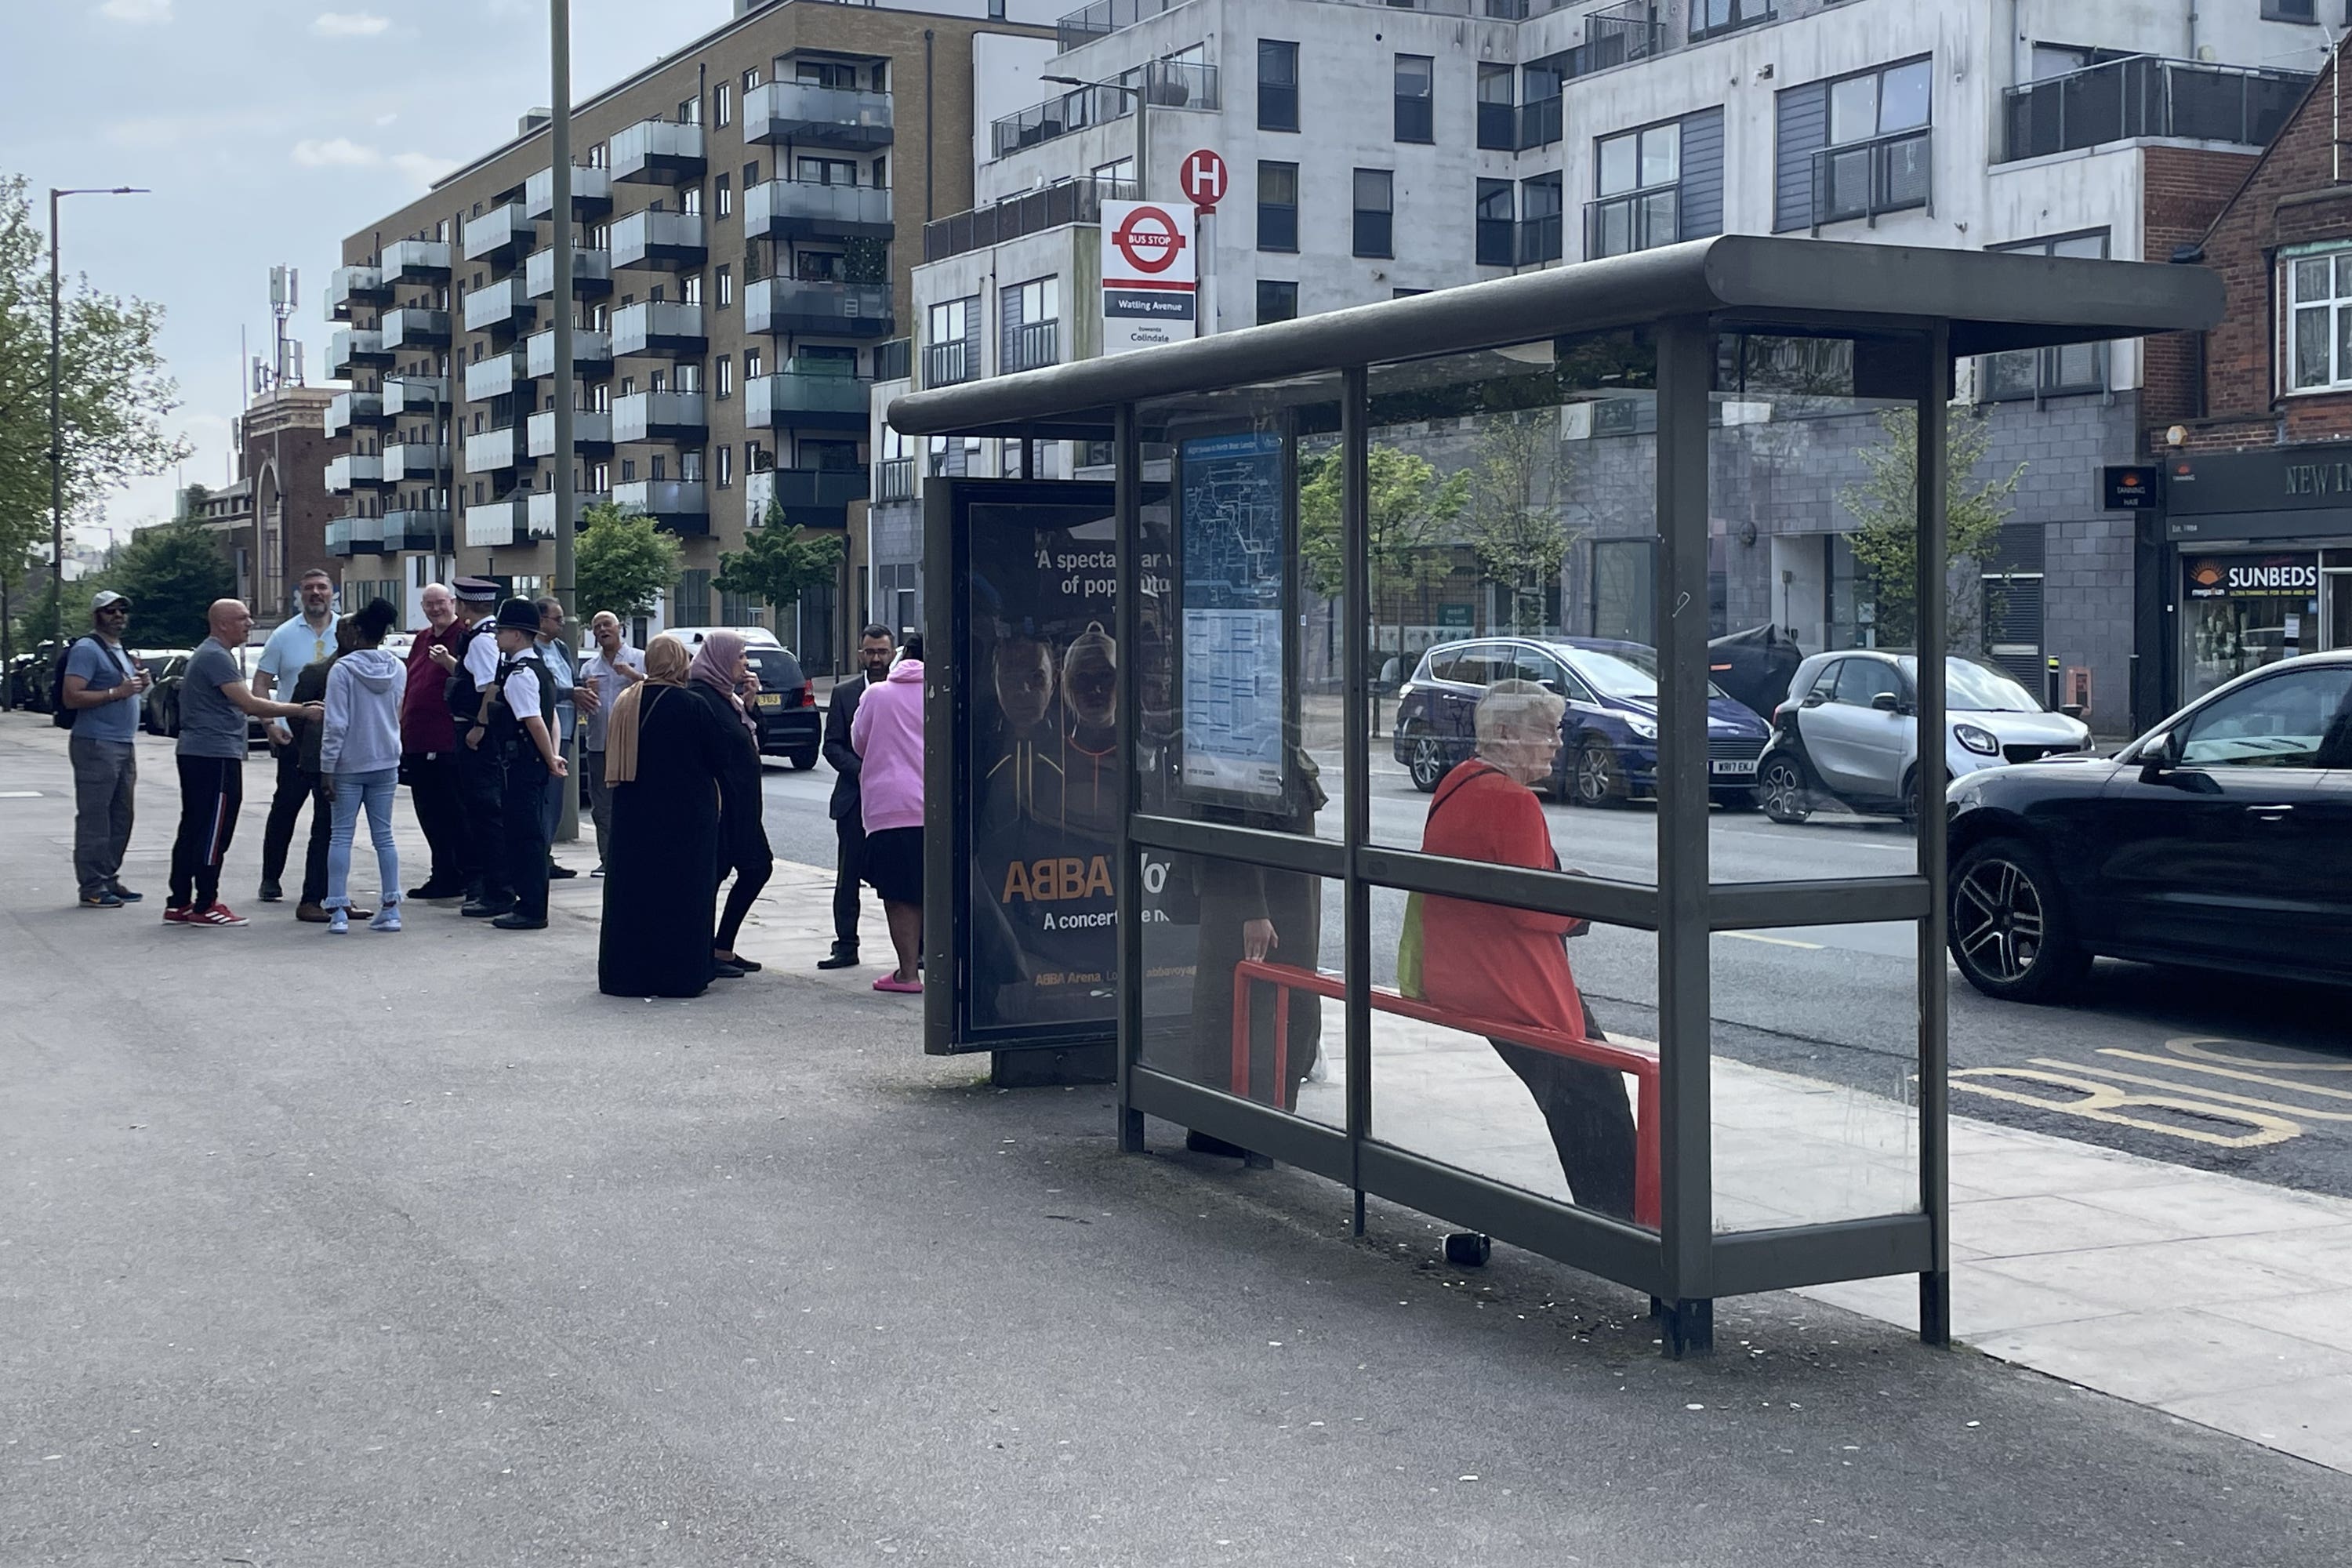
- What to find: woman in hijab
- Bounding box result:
[684,630,775,979]
[597,636,737,997]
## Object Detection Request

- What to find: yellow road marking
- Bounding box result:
[2034,1057,2352,1124]
[2099,1048,2352,1103]
[2165,1036,2352,1075]
[1721,931,1825,950]
[1950,1066,2302,1149]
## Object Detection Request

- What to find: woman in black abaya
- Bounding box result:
[598,637,734,997]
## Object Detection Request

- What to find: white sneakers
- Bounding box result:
[325,902,402,934]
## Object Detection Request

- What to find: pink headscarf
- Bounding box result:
[688,630,758,735]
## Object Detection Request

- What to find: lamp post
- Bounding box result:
[550,0,582,840]
[48,185,148,648]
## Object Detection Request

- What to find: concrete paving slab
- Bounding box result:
[1968,1309,2352,1406]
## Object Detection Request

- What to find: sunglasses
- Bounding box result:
[98,605,129,614]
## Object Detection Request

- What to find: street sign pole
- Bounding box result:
[1178,148,1229,340]
[551,0,581,841]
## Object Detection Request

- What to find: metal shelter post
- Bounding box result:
[1916,324,1954,1345]
[1114,402,1146,1154]
[1340,365,1372,1236]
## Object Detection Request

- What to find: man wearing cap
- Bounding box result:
[474,597,568,930]
[59,590,148,909]
[399,583,471,899]
[429,578,509,914]
[252,567,339,918]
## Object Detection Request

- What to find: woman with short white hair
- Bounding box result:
[1417,679,1637,1218]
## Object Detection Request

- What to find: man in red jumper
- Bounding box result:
[399,582,471,899]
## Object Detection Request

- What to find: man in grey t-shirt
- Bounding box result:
[60,590,148,908]
[165,599,322,926]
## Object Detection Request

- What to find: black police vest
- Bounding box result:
[445,620,492,722]
[487,651,554,765]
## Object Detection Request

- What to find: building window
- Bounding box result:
[1394,55,1435,144]
[678,99,698,126]
[743,161,760,188]
[2263,0,2318,22]
[675,569,710,626]
[1690,0,1773,42]
[1978,233,2109,398]
[1352,169,1393,259]
[1094,157,1135,191]
[1475,180,1515,267]
[1518,172,1563,264]
[744,347,762,380]
[717,263,733,308]
[1590,121,1680,258]
[716,354,734,400]
[714,82,731,129]
[1477,64,1515,151]
[925,296,975,387]
[1258,161,1298,252]
[1002,276,1061,373]
[620,459,637,482]
[1257,280,1298,325]
[716,174,731,217]
[742,67,761,92]
[1780,57,1934,230]
[681,274,702,306]
[2285,247,2352,391]
[1258,39,1299,132]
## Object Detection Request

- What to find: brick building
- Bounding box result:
[2145,38,2352,712]
[180,383,346,617]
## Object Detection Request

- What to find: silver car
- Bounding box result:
[1755,651,2090,825]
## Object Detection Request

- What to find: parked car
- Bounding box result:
[1392,636,1773,808]
[1945,652,2352,1001]
[662,625,819,768]
[135,650,192,735]
[1755,651,2089,826]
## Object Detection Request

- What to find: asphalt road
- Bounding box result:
[765,744,2352,1201]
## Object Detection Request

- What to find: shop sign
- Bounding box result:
[2183,553,2321,600]
[2103,465,2158,510]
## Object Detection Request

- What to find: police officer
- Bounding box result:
[429,578,507,916]
[473,597,568,931]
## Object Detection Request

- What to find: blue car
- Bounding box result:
[1391,636,1772,808]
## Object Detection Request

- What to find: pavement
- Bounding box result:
[5,713,2352,1565]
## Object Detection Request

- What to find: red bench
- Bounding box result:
[1229,958,1660,1229]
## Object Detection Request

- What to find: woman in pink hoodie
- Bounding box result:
[849,634,926,993]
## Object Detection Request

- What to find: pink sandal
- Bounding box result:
[873,975,923,994]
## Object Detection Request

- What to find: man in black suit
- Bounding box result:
[818,624,898,970]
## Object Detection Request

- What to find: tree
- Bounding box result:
[1838,405,2026,648]
[1461,410,1577,635]
[0,173,191,651]
[92,517,233,648]
[1299,442,1468,724]
[714,503,845,633]
[575,501,682,622]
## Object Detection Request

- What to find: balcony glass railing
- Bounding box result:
[525,164,615,221]
[463,204,534,264]
[744,179,893,240]
[464,498,530,550]
[464,350,528,403]
[611,119,707,183]
[744,80,895,151]
[383,441,450,484]
[325,514,383,556]
[745,277,895,338]
[609,300,707,358]
[611,209,708,270]
[526,407,615,458]
[924,176,1135,264]
[381,239,450,281]
[325,454,383,493]
[524,246,613,299]
[746,465,870,529]
[324,390,383,438]
[328,329,387,375]
[612,390,709,444]
[464,426,523,473]
[326,265,388,321]
[380,307,452,350]
[1999,56,2313,163]
[528,489,604,537]
[992,60,1218,162]
[383,509,449,553]
[746,367,872,429]
[1586,185,1679,259]
[463,277,535,334]
[1809,128,1933,227]
[1053,0,1183,53]
[612,478,709,532]
[525,327,613,381]
[383,376,449,417]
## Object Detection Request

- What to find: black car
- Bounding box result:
[745,644,820,768]
[1945,652,2352,1001]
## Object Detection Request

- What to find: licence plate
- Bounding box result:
[1709,758,1757,775]
[754,693,782,710]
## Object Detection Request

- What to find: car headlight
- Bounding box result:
[1954,723,2001,757]
[1624,715,1657,740]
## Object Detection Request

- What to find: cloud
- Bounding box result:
[97,0,173,21]
[311,11,390,37]
[374,111,398,127]
[290,137,453,190]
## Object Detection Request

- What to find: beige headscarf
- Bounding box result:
[603,635,691,785]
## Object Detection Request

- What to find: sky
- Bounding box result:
[0,0,738,551]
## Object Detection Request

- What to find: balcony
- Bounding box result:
[991,60,1217,162]
[745,277,894,338]
[746,366,871,432]
[325,514,383,557]
[1005,318,1059,374]
[462,276,536,339]
[874,337,911,381]
[611,119,706,184]
[380,307,452,352]
[609,299,706,359]
[383,375,450,418]
[1999,56,2313,164]
[525,164,615,221]
[526,407,615,458]
[383,441,450,485]
[326,265,389,321]
[524,245,613,299]
[528,488,603,538]
[746,465,869,531]
[744,179,894,241]
[524,326,613,381]
[382,239,451,283]
[1808,128,1933,228]
[1585,186,1679,260]
[924,175,1134,264]
[612,389,709,445]
[325,453,383,494]
[324,390,385,439]
[921,339,972,388]
[1053,0,1181,54]
[744,79,895,153]
[328,328,390,376]
[465,497,533,550]
[1516,212,1565,267]
[463,205,534,267]
[464,350,528,403]
[610,209,707,272]
[873,455,916,505]
[612,477,709,534]
[464,426,524,474]
[383,509,449,554]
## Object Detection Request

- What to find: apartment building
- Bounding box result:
[325,0,1058,664]
[880,0,2327,731]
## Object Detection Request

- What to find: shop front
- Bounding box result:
[2162,448,2352,704]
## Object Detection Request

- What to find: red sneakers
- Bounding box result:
[183,902,250,927]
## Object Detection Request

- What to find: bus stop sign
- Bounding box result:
[1180,148,1229,213]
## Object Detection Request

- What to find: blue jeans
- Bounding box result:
[325,768,401,912]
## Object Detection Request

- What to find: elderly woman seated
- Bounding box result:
[1417,678,1637,1219]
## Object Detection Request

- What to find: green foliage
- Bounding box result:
[575,501,682,622]
[841,237,890,287]
[1461,411,1577,634]
[715,502,846,619]
[1300,442,1468,714]
[91,517,233,648]
[0,173,192,641]
[1839,405,2024,648]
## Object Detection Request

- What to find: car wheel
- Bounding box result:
[1403,725,1447,793]
[1949,837,2090,1004]
[1758,755,1811,824]
[1900,767,1920,830]
[1571,738,1624,808]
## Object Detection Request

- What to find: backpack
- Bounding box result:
[49,637,126,731]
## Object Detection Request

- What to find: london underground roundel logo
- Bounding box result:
[1111,205,1186,274]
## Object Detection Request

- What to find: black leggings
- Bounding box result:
[1489,1020,1639,1222]
[169,755,244,910]
[715,849,773,952]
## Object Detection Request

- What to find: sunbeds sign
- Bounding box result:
[1100,199,1196,356]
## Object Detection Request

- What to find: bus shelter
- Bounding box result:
[888,236,2220,1355]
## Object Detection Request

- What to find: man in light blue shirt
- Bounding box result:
[60,590,148,907]
[534,595,580,877]
[252,568,339,913]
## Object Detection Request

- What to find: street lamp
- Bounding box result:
[48,185,149,647]
[1041,72,1151,198]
